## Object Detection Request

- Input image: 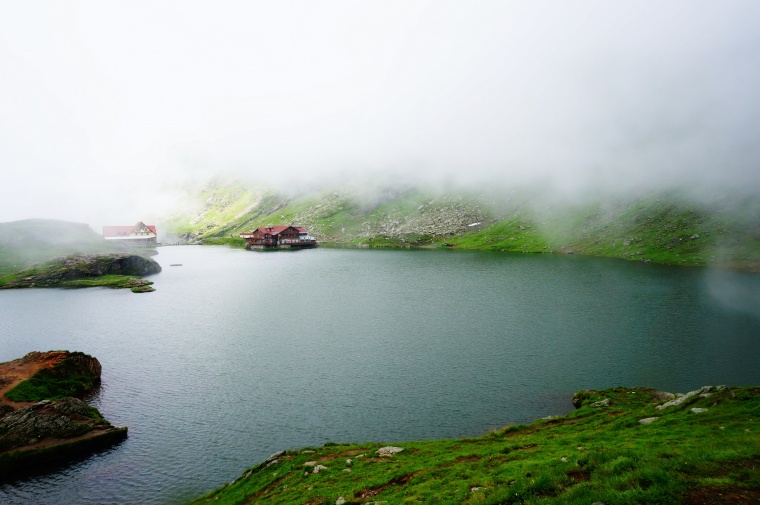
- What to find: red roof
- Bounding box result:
[103,222,157,237]
[255,225,305,236]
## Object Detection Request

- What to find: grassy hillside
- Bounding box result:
[189,386,760,505]
[0,219,124,276]
[164,181,760,270]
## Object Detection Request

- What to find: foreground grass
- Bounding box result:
[189,386,759,505]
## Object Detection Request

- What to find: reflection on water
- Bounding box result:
[1,246,759,504]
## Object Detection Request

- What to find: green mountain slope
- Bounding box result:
[163,181,760,270]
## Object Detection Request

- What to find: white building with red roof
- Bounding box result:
[103,221,157,245]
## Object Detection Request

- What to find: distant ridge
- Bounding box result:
[161,180,760,271]
[0,219,124,275]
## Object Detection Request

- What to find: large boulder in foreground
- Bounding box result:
[0,351,127,478]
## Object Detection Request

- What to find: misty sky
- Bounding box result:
[1,1,759,226]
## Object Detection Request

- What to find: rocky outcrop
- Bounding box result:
[655,385,725,410]
[4,351,102,402]
[0,253,161,292]
[0,398,112,452]
[0,351,127,478]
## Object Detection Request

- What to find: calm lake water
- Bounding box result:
[1,246,759,504]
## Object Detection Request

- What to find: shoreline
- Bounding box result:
[196,238,760,273]
[188,385,760,504]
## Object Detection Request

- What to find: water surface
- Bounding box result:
[1,246,759,504]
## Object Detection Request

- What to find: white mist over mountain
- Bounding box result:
[1,1,759,228]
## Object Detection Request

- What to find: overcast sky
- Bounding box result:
[1,1,759,226]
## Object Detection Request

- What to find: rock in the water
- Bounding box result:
[0,350,127,477]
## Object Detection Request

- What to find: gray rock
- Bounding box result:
[639,417,659,425]
[336,497,346,505]
[656,386,724,410]
[53,397,92,417]
[651,390,676,402]
[265,450,286,463]
[0,399,107,452]
[376,446,404,456]
[312,464,328,474]
[571,389,595,408]
[691,408,708,414]
[591,399,610,408]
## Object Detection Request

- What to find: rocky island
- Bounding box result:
[0,253,162,293]
[0,351,127,477]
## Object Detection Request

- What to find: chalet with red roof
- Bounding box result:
[240,225,317,250]
[103,221,157,245]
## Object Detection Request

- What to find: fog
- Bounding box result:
[1,1,759,228]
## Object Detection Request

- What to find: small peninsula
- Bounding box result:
[0,253,161,293]
[0,351,127,478]
[0,219,162,293]
[189,386,760,505]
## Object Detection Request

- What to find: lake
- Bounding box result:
[1,246,759,504]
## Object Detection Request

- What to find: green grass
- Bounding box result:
[0,255,158,293]
[188,386,760,505]
[5,352,101,402]
[198,237,247,248]
[58,274,155,292]
[167,180,760,270]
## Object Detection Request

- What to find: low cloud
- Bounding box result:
[2,1,759,227]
